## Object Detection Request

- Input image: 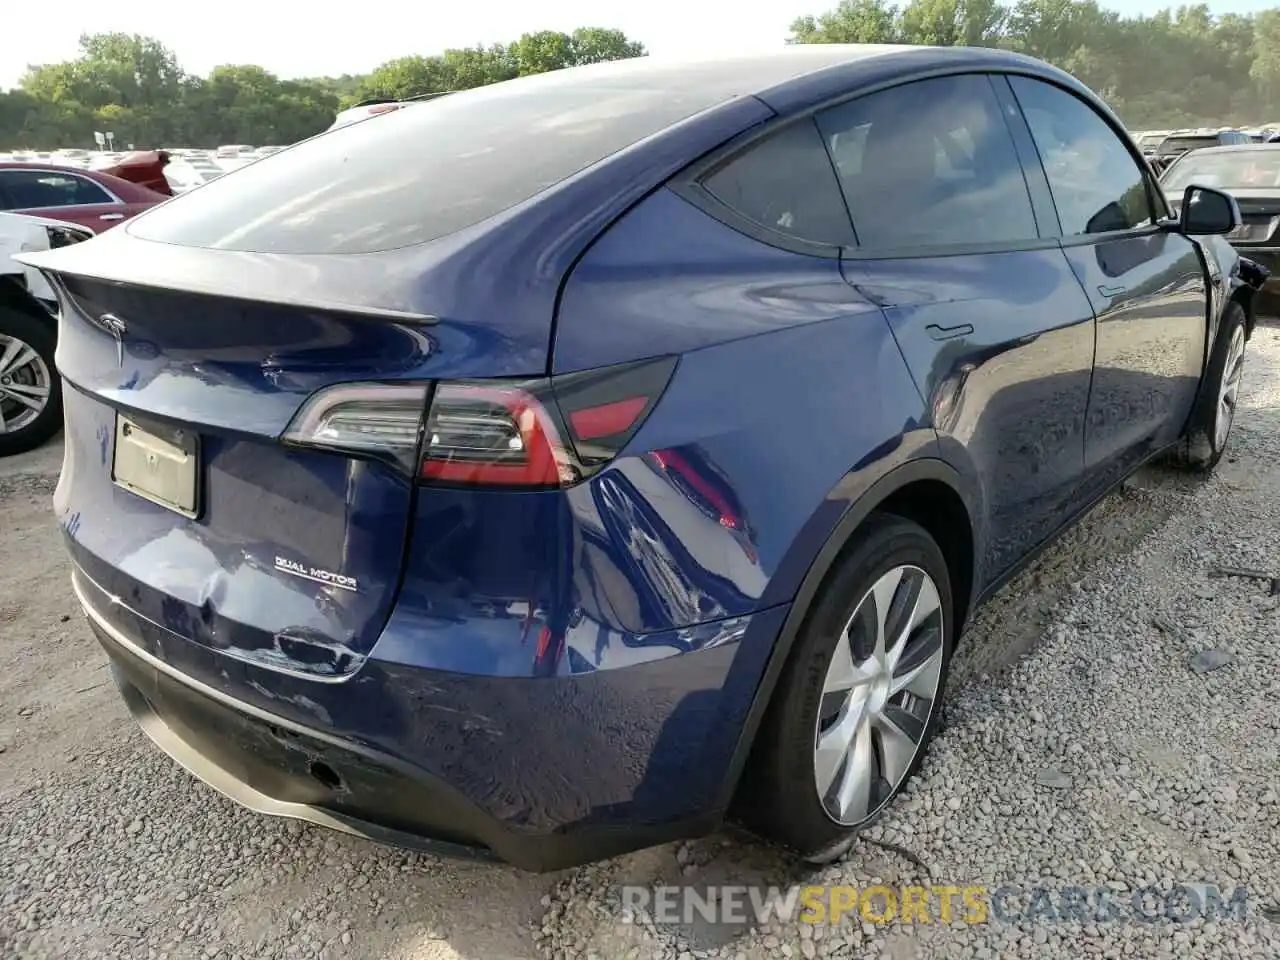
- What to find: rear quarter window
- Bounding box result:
[701,119,855,247]
[128,70,742,255]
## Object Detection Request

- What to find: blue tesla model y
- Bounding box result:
[20,44,1262,870]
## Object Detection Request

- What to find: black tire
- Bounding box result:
[737,513,954,863]
[0,304,62,458]
[1172,300,1247,473]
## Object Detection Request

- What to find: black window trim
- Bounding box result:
[671,114,854,260]
[672,67,1071,262]
[990,76,1062,237]
[0,167,121,207]
[1002,74,1168,249]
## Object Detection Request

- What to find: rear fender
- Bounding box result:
[716,456,979,811]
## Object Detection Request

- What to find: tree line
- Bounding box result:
[2,2,1279,150]
[0,28,644,149]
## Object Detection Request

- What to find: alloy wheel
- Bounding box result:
[0,332,52,435]
[814,564,946,826]
[1215,324,1246,447]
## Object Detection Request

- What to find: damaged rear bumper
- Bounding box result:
[74,568,765,871]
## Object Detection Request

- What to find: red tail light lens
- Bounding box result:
[283,357,677,488]
[420,356,678,488]
[420,383,574,487]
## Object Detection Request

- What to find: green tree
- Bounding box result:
[8,13,1280,150]
[351,29,642,103]
[791,0,1280,129]
[567,27,646,64]
[791,0,903,44]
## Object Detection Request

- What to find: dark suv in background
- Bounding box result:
[1149,129,1253,174]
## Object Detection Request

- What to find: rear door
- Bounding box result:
[1007,75,1208,497]
[819,73,1098,588]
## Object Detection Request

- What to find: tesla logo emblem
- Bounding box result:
[98,313,127,367]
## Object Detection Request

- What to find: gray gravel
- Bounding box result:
[3,327,1280,959]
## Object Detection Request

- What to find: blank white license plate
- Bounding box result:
[112,415,199,517]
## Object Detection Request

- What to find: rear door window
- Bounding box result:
[814,74,1039,249]
[128,70,757,255]
[701,119,855,247]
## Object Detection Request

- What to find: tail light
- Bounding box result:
[282,356,678,488]
[283,383,428,473]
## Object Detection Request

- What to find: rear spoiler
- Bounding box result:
[11,243,438,325]
[350,91,454,109]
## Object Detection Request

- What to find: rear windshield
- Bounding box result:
[128,67,742,255]
[1162,150,1280,190]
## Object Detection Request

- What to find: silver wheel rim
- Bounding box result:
[1216,325,1246,447]
[814,564,945,827]
[0,333,51,434]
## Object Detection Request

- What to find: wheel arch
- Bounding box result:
[1228,254,1267,342]
[718,456,979,811]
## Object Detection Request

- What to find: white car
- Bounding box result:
[0,211,94,455]
[163,155,226,194]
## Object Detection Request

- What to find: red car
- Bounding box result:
[0,161,168,232]
[97,150,175,196]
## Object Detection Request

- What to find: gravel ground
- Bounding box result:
[3,327,1279,960]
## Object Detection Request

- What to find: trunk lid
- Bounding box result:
[47,272,453,679]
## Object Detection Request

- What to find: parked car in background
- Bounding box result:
[163,155,226,194]
[1150,129,1253,174]
[95,150,174,196]
[0,163,167,232]
[1135,130,1169,159]
[86,152,123,169]
[20,45,1264,870]
[1161,144,1280,287]
[52,149,93,166]
[0,211,94,455]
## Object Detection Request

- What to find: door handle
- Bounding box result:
[1098,284,1126,297]
[925,322,975,341]
[98,213,125,221]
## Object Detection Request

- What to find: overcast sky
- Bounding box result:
[3,0,1277,90]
